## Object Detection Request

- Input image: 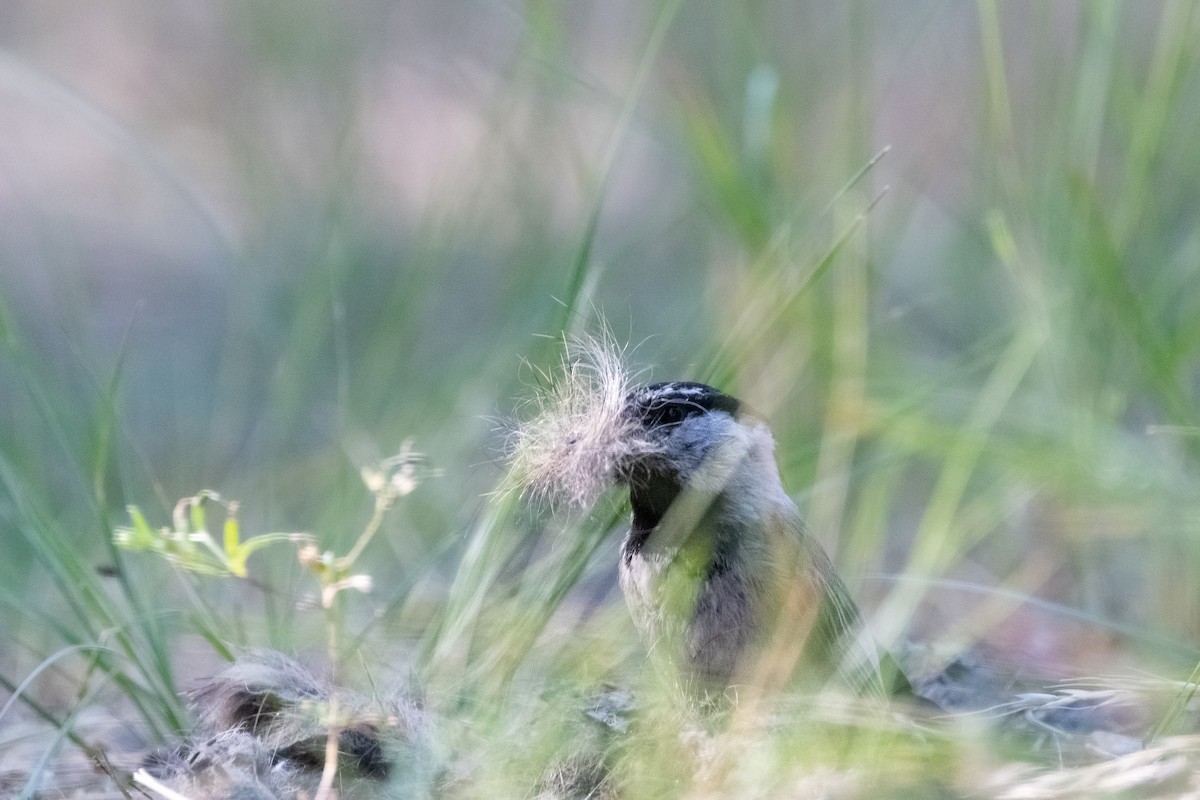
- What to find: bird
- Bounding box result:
[614,380,910,701]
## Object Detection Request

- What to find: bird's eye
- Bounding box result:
[654,403,686,427]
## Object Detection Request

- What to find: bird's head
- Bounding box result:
[505,336,779,518]
[617,381,778,529]
[619,381,739,491]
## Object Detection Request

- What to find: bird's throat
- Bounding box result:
[625,471,682,556]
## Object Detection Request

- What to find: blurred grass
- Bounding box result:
[2,0,1200,795]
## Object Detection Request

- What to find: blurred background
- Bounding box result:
[2,0,1200,748]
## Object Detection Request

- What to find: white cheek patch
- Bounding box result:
[669,414,752,495]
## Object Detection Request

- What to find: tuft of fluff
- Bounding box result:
[142,651,435,799]
[505,333,663,508]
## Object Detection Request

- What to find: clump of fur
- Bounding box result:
[505,334,662,508]
[145,651,434,799]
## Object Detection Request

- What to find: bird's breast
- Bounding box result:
[618,522,758,685]
[619,528,712,635]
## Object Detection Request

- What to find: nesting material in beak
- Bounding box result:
[505,334,664,508]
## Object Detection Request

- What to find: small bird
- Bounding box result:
[614,381,908,700]
[507,338,910,702]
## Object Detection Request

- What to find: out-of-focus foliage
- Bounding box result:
[2,1,1200,794]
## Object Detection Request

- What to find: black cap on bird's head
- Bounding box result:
[624,381,741,432]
